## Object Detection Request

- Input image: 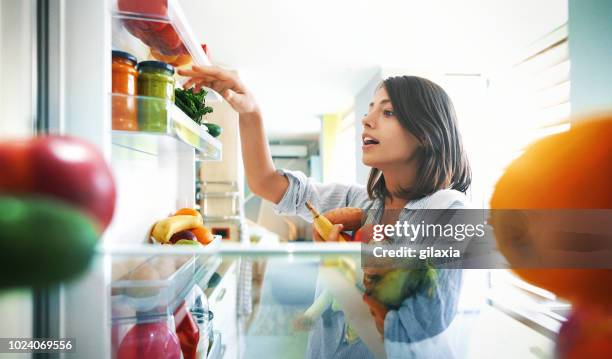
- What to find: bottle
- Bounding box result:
[305,202,350,242]
[136,60,175,132]
[111,50,138,130]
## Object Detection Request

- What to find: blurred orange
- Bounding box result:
[490,116,612,309]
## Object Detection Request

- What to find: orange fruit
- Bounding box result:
[490,116,612,309]
[174,208,200,217]
[191,226,214,245]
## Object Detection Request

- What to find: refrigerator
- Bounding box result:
[0,1,572,359]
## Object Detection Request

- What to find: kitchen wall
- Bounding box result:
[569,0,612,117]
[354,69,383,185]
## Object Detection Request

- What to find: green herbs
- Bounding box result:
[174,87,214,125]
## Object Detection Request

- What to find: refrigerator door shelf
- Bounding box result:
[111,93,222,160]
[111,0,221,102]
[110,239,222,317]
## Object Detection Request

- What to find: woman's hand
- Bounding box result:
[177,65,259,115]
[311,207,363,242]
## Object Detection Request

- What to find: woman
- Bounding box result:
[179,66,471,358]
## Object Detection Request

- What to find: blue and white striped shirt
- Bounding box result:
[273,169,467,359]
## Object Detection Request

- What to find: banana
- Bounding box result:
[151,215,203,243]
[305,202,350,242]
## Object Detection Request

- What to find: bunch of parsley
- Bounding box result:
[174,87,214,125]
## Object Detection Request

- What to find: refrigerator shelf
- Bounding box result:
[111,93,222,160]
[110,238,223,318]
[111,0,221,101]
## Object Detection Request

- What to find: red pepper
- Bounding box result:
[173,301,200,359]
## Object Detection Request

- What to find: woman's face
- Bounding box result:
[361,86,420,168]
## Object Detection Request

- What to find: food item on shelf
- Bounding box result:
[126,262,161,298]
[191,227,214,245]
[0,196,98,288]
[173,207,202,218]
[174,87,214,126]
[113,258,149,281]
[172,54,192,67]
[0,136,116,230]
[556,305,612,359]
[169,230,198,244]
[137,61,175,132]
[173,301,200,359]
[112,50,138,131]
[202,123,222,138]
[150,47,178,65]
[151,48,192,68]
[117,0,167,18]
[175,239,202,246]
[150,208,214,246]
[305,202,352,242]
[490,117,612,308]
[151,215,203,244]
[117,321,181,359]
[155,26,183,56]
[150,256,177,279]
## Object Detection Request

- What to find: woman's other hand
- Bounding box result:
[177,65,259,114]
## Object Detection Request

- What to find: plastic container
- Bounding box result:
[112,50,138,130]
[137,60,175,131]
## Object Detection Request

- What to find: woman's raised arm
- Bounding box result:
[178,65,288,203]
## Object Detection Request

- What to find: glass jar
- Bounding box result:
[111,50,138,131]
[136,60,175,132]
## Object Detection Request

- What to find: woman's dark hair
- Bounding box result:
[367,76,471,200]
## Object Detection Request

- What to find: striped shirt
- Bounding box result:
[273,169,468,359]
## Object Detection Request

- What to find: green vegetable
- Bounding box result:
[174,87,214,125]
[203,123,222,138]
[370,262,438,308]
[0,196,98,288]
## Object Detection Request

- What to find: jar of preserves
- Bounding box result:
[111,50,138,131]
[136,60,175,132]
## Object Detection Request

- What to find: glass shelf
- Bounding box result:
[111,93,222,160]
[109,236,223,317]
[111,0,221,102]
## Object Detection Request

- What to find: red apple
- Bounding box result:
[0,136,116,231]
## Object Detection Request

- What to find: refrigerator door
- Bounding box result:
[0,0,37,347]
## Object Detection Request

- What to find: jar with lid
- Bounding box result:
[111,50,138,130]
[136,60,175,132]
